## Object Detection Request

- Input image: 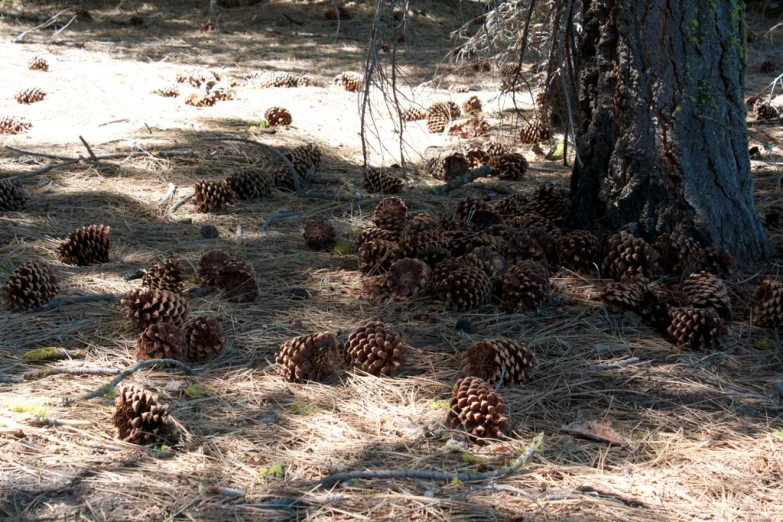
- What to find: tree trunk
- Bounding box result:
[570,0,773,261]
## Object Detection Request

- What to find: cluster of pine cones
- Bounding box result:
[154,70,237,107]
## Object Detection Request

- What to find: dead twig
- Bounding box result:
[169,193,194,224]
[78,135,99,162]
[6,158,81,182]
[30,293,117,312]
[260,212,299,232]
[430,165,492,195]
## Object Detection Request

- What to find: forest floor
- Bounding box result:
[1,1,783,521]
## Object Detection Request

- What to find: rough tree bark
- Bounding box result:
[570,0,773,261]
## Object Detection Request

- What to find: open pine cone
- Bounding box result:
[438,265,492,311]
[344,321,408,377]
[500,260,550,312]
[600,278,648,315]
[363,168,403,194]
[113,385,177,445]
[386,258,431,300]
[286,143,322,177]
[666,307,726,350]
[226,168,272,200]
[196,250,231,286]
[492,193,530,217]
[184,316,227,362]
[373,196,407,232]
[461,339,536,385]
[265,106,292,126]
[14,88,46,104]
[143,258,184,293]
[304,220,337,251]
[216,258,259,303]
[122,288,189,330]
[603,232,659,281]
[681,271,731,319]
[356,226,400,246]
[334,71,363,92]
[28,56,49,71]
[402,213,444,237]
[276,332,340,383]
[426,111,449,133]
[135,323,188,362]
[0,179,26,211]
[2,262,59,311]
[401,107,428,122]
[429,101,461,119]
[489,153,528,181]
[194,180,233,212]
[426,152,470,181]
[654,233,700,276]
[358,239,399,274]
[466,246,510,279]
[248,71,298,88]
[530,183,569,225]
[461,95,482,115]
[463,146,490,169]
[446,377,509,442]
[433,257,469,287]
[753,100,780,121]
[506,234,547,265]
[58,224,111,266]
[752,280,783,328]
[685,248,734,278]
[0,116,32,135]
[558,230,601,273]
[519,120,551,144]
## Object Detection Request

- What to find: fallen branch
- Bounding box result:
[260,211,299,231]
[17,367,118,383]
[14,8,70,41]
[6,158,81,182]
[30,416,93,427]
[590,357,641,370]
[319,434,542,489]
[430,165,492,195]
[153,183,177,204]
[78,135,98,162]
[208,486,246,498]
[168,193,194,223]
[30,293,117,312]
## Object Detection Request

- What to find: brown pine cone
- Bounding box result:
[426,111,449,133]
[654,233,700,276]
[356,226,400,247]
[28,56,49,71]
[184,92,216,107]
[602,232,660,281]
[530,183,569,225]
[429,101,461,119]
[373,196,407,232]
[558,230,601,273]
[600,278,648,315]
[216,258,259,303]
[344,321,408,376]
[265,106,292,126]
[194,180,234,213]
[286,143,322,177]
[358,239,399,274]
[489,153,528,181]
[386,258,430,300]
[334,72,363,92]
[505,212,561,238]
[363,168,403,194]
[226,168,272,200]
[249,71,298,88]
[448,117,490,139]
[153,85,180,97]
[461,339,536,385]
[401,107,428,122]
[122,288,189,330]
[437,265,492,311]
[426,152,470,181]
[681,271,731,319]
[499,260,550,312]
[432,257,469,286]
[685,248,734,278]
[113,385,177,445]
[753,100,780,121]
[752,280,783,328]
[461,96,482,115]
[485,141,509,158]
[499,63,519,78]
[58,224,111,266]
[397,230,449,267]
[465,246,510,279]
[197,250,231,285]
[135,323,188,362]
[2,262,59,311]
[518,120,551,144]
[276,332,340,382]
[454,197,492,224]
[142,258,184,294]
[506,234,546,265]
[463,146,490,169]
[402,213,444,237]
[446,377,509,442]
[666,307,726,350]
[184,316,227,362]
[0,116,32,135]
[304,220,337,251]
[14,88,46,104]
[491,194,530,217]
[0,179,26,211]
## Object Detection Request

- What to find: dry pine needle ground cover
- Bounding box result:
[1,1,783,521]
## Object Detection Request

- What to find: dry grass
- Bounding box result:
[1,2,783,521]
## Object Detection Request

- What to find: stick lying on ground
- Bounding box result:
[430,165,492,195]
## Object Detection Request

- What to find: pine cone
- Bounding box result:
[246,71,297,88]
[685,248,734,278]
[429,101,461,119]
[183,316,227,362]
[2,262,59,311]
[113,385,177,445]
[760,59,776,73]
[461,96,482,115]
[454,197,491,223]
[401,107,428,122]
[433,257,469,286]
[184,92,215,107]
[296,75,319,87]
[426,111,449,133]
[226,168,272,200]
[506,212,561,238]
[489,153,528,181]
[446,377,509,442]
[426,152,470,181]
[0,116,32,135]
[142,258,184,293]
[491,194,530,217]
[461,339,536,385]
[122,288,189,330]
[363,168,403,194]
[206,85,235,102]
[358,239,398,274]
[277,332,340,382]
[530,183,569,225]
[448,117,490,139]
[500,63,519,78]
[304,220,337,251]
[506,234,546,265]
[463,146,490,169]
[0,179,26,211]
[447,231,506,257]
[194,180,233,212]
[14,88,46,104]
[397,229,449,266]
[519,120,551,144]
[654,233,700,276]
[265,106,292,126]
[465,246,510,279]
[152,85,180,97]
[500,260,550,311]
[135,323,188,362]
[666,307,726,350]
[58,224,111,266]
[558,230,601,273]
[334,72,363,92]
[600,278,647,315]
[437,265,492,311]
[324,5,350,20]
[344,321,408,377]
[402,213,444,237]
[176,71,220,88]
[752,280,783,328]
[286,143,322,177]
[373,196,407,232]
[28,56,49,71]
[216,258,259,303]
[271,165,298,192]
[356,226,400,246]
[602,232,659,281]
[681,271,731,319]
[197,250,231,285]
[485,141,509,157]
[386,258,430,300]
[753,100,780,121]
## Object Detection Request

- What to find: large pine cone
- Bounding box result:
[344,321,408,377]
[356,226,400,247]
[14,88,46,104]
[0,116,32,135]
[401,107,428,122]
[438,265,492,311]
[194,180,233,213]
[461,339,536,385]
[0,179,26,211]
[433,257,469,287]
[600,278,647,315]
[426,152,470,181]
[492,193,530,217]
[135,323,188,362]
[304,220,337,251]
[373,196,407,232]
[276,332,340,383]
[226,168,272,200]
[249,71,298,88]
[265,106,292,126]
[454,197,492,225]
[489,153,528,181]
[753,100,780,121]
[196,250,231,285]
[216,258,259,303]
[530,184,569,225]
[429,101,461,119]
[685,247,734,278]
[184,316,227,362]
[287,143,322,175]
[752,280,783,328]
[334,71,363,92]
[463,146,490,169]
[505,211,561,237]
[461,96,482,115]
[113,385,177,445]
[386,258,430,300]
[681,271,731,319]
[397,233,449,267]
[143,258,184,293]
[446,377,509,442]
[666,307,726,350]
[654,233,700,276]
[58,224,111,266]
[358,239,399,274]
[363,168,403,194]
[28,56,49,71]
[2,262,59,311]
[426,111,449,133]
[518,120,551,144]
[465,246,510,279]
[558,230,601,273]
[500,260,550,312]
[402,213,444,237]
[603,232,659,281]
[122,288,189,330]
[506,234,546,265]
